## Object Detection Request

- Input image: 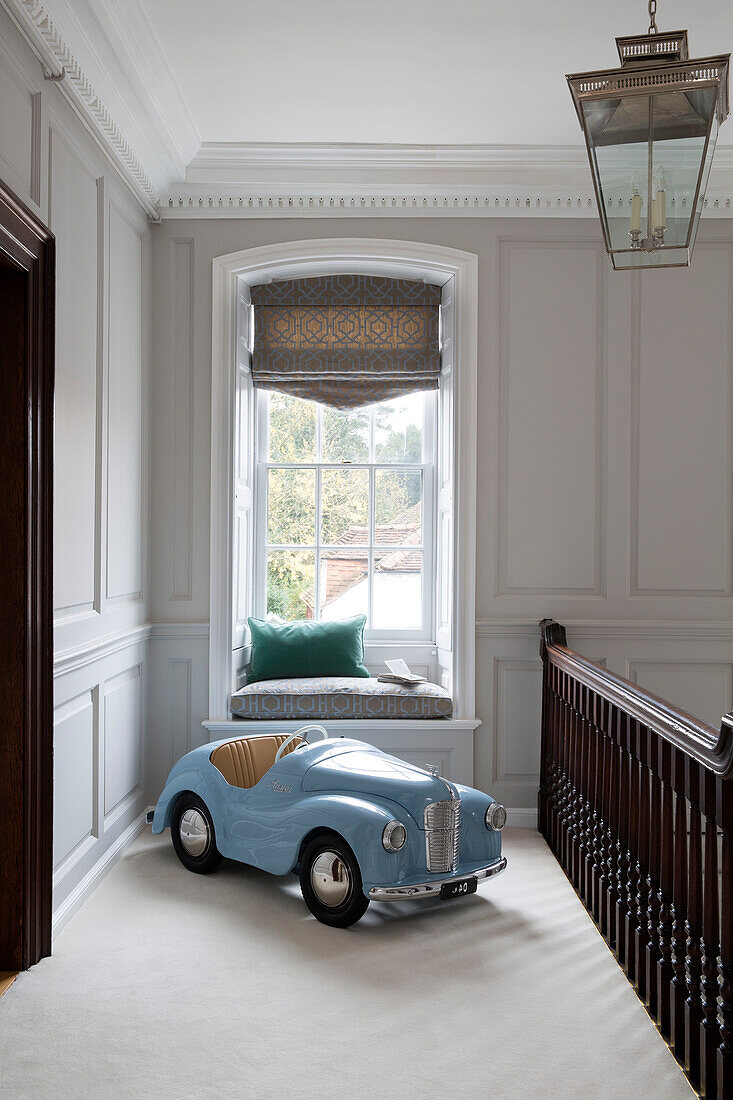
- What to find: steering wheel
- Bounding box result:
[275,723,329,763]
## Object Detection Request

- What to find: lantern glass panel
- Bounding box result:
[581,84,719,268]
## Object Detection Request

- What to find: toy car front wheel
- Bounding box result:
[171,794,222,874]
[299,833,369,928]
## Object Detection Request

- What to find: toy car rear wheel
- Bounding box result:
[171,794,222,874]
[299,833,369,928]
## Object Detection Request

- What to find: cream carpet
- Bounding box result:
[0,828,692,1100]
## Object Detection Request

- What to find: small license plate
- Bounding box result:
[440,876,478,900]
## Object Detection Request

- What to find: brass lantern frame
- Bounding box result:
[567,30,730,270]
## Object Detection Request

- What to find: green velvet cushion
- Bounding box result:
[246,615,369,684]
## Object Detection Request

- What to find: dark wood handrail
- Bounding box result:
[538,620,733,1098]
[540,619,733,777]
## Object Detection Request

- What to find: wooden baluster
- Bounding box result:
[657,739,675,1038]
[582,696,595,907]
[646,732,662,1018]
[717,777,733,1097]
[625,720,640,983]
[563,686,576,875]
[598,702,613,937]
[564,686,575,879]
[615,714,630,967]
[571,691,583,889]
[572,695,581,893]
[671,748,689,1058]
[634,727,651,1001]
[559,685,570,872]
[685,759,703,1091]
[700,769,720,1099]
[559,682,572,871]
[605,707,620,950]
[591,704,605,925]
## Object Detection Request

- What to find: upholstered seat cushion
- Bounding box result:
[230,676,453,720]
[210,734,302,789]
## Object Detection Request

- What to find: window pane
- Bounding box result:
[267,468,315,544]
[374,393,424,463]
[372,550,422,630]
[321,468,369,545]
[266,550,315,621]
[322,406,369,463]
[374,470,422,544]
[320,549,369,622]
[267,392,316,462]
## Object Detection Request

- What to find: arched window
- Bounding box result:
[209,240,478,730]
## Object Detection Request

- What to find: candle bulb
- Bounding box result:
[630,191,642,233]
[654,188,666,229]
[652,165,667,231]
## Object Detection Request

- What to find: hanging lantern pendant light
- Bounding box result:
[567,0,729,270]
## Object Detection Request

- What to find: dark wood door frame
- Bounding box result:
[0,179,54,970]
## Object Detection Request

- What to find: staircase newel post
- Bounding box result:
[538,619,553,838]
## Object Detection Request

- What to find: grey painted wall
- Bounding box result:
[149,215,733,806]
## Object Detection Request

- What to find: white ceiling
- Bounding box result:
[139,0,733,146]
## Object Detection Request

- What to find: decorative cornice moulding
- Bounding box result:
[161,141,733,219]
[2,0,198,218]
[5,0,159,214]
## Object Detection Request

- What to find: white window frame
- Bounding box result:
[253,390,437,640]
[209,240,478,721]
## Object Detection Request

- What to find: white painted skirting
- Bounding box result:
[507,808,539,829]
[52,810,148,937]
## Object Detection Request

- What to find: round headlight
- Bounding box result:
[382,820,407,851]
[485,802,507,831]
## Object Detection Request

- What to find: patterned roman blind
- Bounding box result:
[250,275,442,410]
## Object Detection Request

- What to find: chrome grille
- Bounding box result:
[424,799,461,873]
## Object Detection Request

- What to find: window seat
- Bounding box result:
[230,676,453,721]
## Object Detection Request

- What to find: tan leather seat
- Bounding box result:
[210,734,301,789]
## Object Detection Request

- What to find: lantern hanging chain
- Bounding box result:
[648,0,658,34]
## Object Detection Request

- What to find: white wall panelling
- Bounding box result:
[53,634,149,922]
[2,0,731,923]
[0,11,153,925]
[105,199,145,605]
[149,217,733,813]
[103,664,143,830]
[631,246,733,597]
[0,21,41,206]
[497,239,605,597]
[53,689,96,878]
[170,237,195,601]
[146,625,210,796]
[50,111,101,625]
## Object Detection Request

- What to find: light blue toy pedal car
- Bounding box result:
[150,725,507,927]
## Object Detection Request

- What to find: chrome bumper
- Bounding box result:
[369,855,507,901]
